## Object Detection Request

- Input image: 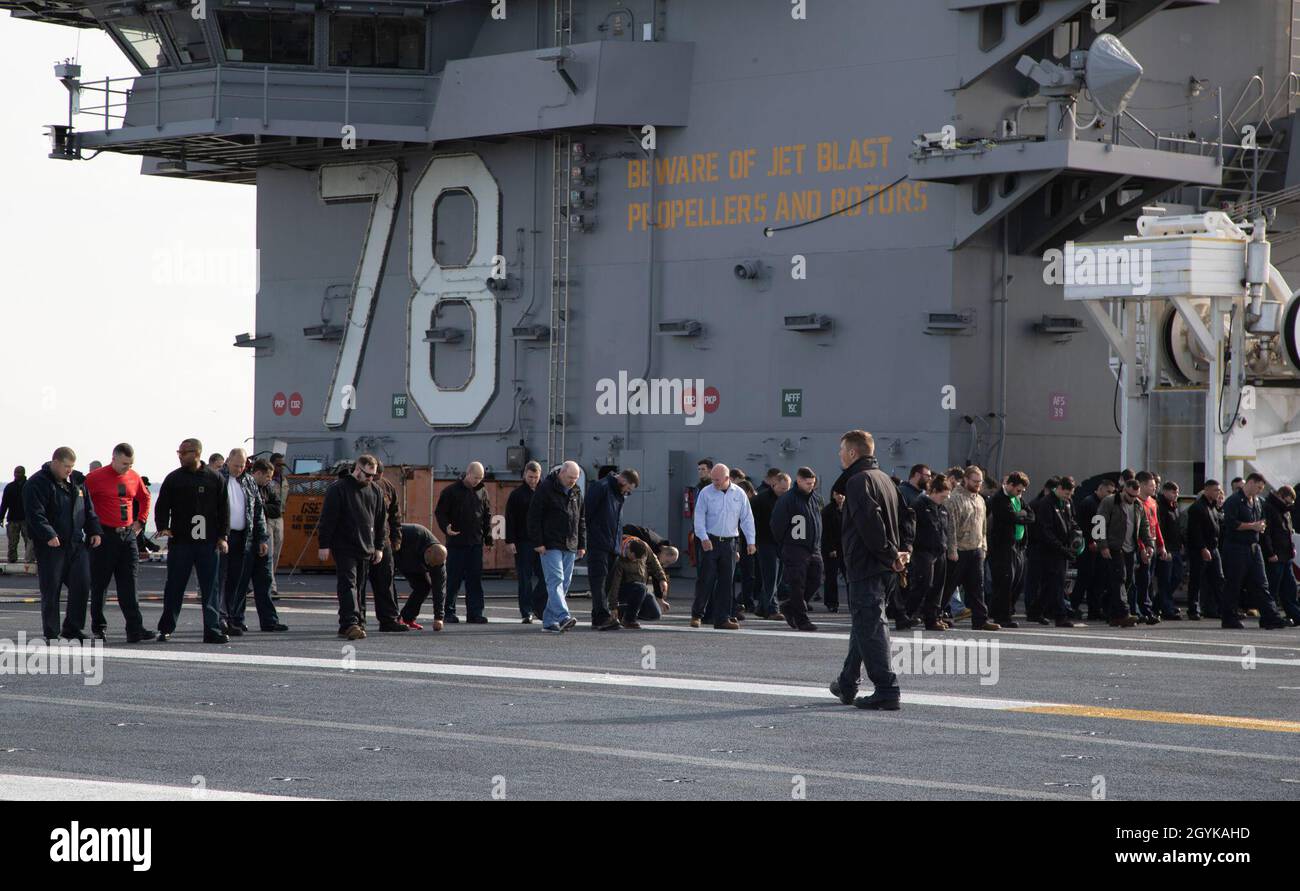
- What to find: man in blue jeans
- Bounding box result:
[691,463,757,630]
[829,430,913,711]
[527,461,585,632]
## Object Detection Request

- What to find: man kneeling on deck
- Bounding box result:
[608,537,670,628]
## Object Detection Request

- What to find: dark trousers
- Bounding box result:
[838,574,899,696]
[333,549,372,632]
[158,539,222,636]
[445,544,485,619]
[90,527,145,635]
[1130,557,1154,617]
[905,550,944,622]
[514,549,547,618]
[400,564,448,622]
[221,531,281,628]
[693,537,737,625]
[1189,549,1224,617]
[1039,556,1069,620]
[1266,558,1300,622]
[1023,547,1043,619]
[618,581,651,621]
[1221,542,1281,622]
[780,545,822,625]
[755,542,784,615]
[587,548,617,624]
[988,545,1025,622]
[737,548,757,610]
[36,542,92,638]
[952,549,989,624]
[1104,550,1135,620]
[940,554,960,614]
[822,553,844,610]
[1071,549,1106,615]
[366,547,402,626]
[1155,552,1185,617]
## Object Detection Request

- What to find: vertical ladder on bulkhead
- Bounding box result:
[546,0,574,466]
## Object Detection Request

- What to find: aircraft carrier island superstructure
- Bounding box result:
[8,0,1300,540]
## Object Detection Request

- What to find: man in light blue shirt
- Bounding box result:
[691,463,757,629]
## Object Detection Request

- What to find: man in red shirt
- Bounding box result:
[85,443,154,642]
[1134,470,1168,624]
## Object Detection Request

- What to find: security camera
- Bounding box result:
[735,260,763,280]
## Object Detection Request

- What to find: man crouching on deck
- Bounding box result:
[829,430,913,711]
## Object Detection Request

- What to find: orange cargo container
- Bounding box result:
[277,468,520,574]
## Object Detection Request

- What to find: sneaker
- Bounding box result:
[768,612,787,622]
[690,617,702,628]
[560,617,578,632]
[400,618,424,631]
[972,620,1002,631]
[443,613,461,624]
[543,624,562,633]
[378,621,410,632]
[520,616,533,624]
[621,619,642,629]
[343,625,367,640]
[713,619,740,630]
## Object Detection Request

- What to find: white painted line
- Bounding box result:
[0,772,321,801]
[18,643,1049,712]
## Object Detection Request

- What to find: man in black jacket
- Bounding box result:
[584,467,639,629]
[318,454,387,640]
[1220,473,1288,629]
[1071,478,1115,620]
[526,462,586,632]
[153,438,230,643]
[751,472,789,620]
[908,475,952,631]
[829,430,913,711]
[24,447,103,641]
[769,467,822,632]
[505,461,548,621]
[1,465,30,564]
[1023,477,1059,624]
[1155,481,1187,620]
[396,523,448,630]
[434,461,494,624]
[1033,476,1085,627]
[1261,485,1299,625]
[987,471,1034,627]
[1185,480,1224,620]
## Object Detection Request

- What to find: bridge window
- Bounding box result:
[329,15,426,70]
[109,17,167,70]
[217,10,315,65]
[161,11,211,65]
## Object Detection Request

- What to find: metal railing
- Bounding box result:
[69,65,437,134]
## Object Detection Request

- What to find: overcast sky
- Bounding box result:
[0,15,255,486]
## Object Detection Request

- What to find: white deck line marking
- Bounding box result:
[16,643,1046,711]
[0,772,321,801]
